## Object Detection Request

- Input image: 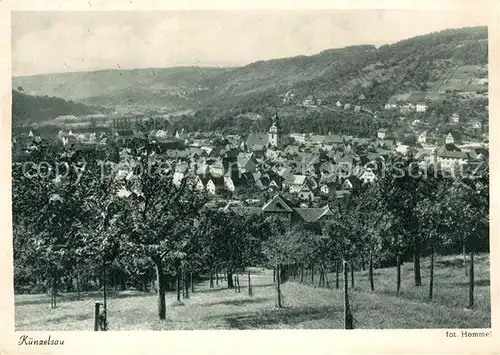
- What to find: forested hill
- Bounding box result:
[12,26,488,114]
[12,90,101,126]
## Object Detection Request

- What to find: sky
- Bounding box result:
[11,9,488,77]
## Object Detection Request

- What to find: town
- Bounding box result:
[13,96,488,223]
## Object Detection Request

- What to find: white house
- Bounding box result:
[194,176,205,191]
[224,176,235,192]
[445,132,455,144]
[336,101,342,107]
[286,175,307,194]
[205,179,216,195]
[437,150,468,171]
[377,129,387,140]
[418,132,427,144]
[472,121,482,129]
[359,168,377,184]
[451,113,460,123]
[172,172,184,187]
[320,184,331,195]
[384,102,398,110]
[416,103,427,112]
[354,105,361,112]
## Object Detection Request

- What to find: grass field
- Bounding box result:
[15,253,490,330]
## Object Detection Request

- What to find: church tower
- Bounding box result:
[268,108,282,149]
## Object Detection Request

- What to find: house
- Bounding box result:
[297,184,315,201]
[395,144,409,155]
[344,103,351,110]
[445,132,455,145]
[246,133,269,151]
[205,179,216,195]
[286,175,308,193]
[412,119,422,127]
[451,113,460,123]
[292,205,333,224]
[310,135,325,145]
[224,175,235,192]
[354,105,361,113]
[336,101,342,107]
[289,133,307,144]
[358,94,366,100]
[471,120,482,130]
[436,145,468,170]
[418,132,427,144]
[237,152,257,175]
[384,99,398,110]
[302,95,316,107]
[284,145,301,156]
[359,167,377,184]
[377,129,387,140]
[416,103,427,112]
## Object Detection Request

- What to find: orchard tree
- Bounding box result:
[378,152,424,287]
[119,127,208,320]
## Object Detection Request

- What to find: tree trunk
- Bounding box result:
[176,273,181,302]
[336,260,340,289]
[209,272,214,288]
[343,261,353,329]
[429,247,435,300]
[369,253,374,292]
[215,269,219,286]
[311,263,314,285]
[51,276,56,309]
[155,261,166,320]
[396,255,401,297]
[102,263,107,312]
[273,268,276,283]
[463,244,468,277]
[121,270,126,291]
[413,243,422,286]
[300,263,304,283]
[350,261,355,289]
[227,271,234,289]
[184,273,190,299]
[468,251,474,308]
[361,257,366,271]
[182,272,186,299]
[248,270,253,296]
[190,272,194,293]
[76,269,81,301]
[276,264,282,308]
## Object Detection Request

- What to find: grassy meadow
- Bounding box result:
[15,253,490,331]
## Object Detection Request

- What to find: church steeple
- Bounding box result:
[269,107,282,149]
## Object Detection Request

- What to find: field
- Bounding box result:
[15,253,490,331]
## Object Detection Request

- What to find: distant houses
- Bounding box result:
[445,132,455,145]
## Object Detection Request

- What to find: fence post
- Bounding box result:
[396,255,401,297]
[343,261,354,329]
[94,302,101,331]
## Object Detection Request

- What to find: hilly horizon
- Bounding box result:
[12,26,488,123]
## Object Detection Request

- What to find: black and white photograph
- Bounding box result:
[5,4,494,343]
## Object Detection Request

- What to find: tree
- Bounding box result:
[12,143,90,307]
[119,126,208,319]
[378,152,424,286]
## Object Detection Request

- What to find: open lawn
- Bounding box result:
[15,254,490,330]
